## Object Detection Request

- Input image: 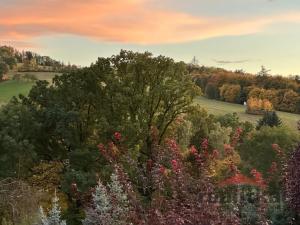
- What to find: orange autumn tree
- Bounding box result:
[246,97,273,115]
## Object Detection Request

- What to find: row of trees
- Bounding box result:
[0,51,299,224]
[0,46,16,80]
[0,45,78,80]
[193,66,300,113]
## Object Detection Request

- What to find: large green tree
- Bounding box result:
[0,50,199,179]
[22,50,199,159]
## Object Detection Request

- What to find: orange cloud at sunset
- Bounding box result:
[1,0,300,45]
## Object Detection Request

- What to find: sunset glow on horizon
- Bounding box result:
[1,0,300,75]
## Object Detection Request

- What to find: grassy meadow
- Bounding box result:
[196,96,300,131]
[0,72,58,106]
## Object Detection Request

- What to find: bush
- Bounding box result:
[238,126,299,177]
[257,111,282,129]
[219,84,241,103]
[205,83,219,99]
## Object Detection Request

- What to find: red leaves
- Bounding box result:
[219,168,266,189]
[231,127,243,147]
[171,159,179,173]
[201,138,209,151]
[114,131,122,141]
[97,143,106,154]
[188,145,203,166]
[190,145,197,155]
[251,169,266,188]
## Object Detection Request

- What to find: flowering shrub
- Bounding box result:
[145,139,240,225]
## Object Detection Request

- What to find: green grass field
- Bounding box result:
[0,72,58,106]
[6,71,58,82]
[0,80,34,105]
[195,96,300,131]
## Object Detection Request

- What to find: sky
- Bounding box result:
[1,0,300,75]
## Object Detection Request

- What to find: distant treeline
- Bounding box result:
[0,45,78,79]
[191,66,300,114]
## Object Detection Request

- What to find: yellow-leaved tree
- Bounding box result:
[246,97,273,115]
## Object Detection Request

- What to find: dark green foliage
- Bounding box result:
[216,113,254,138]
[205,83,219,99]
[238,88,248,104]
[0,99,40,177]
[0,61,8,80]
[238,126,299,177]
[0,50,199,204]
[217,113,240,129]
[0,46,17,80]
[63,202,85,225]
[257,111,282,129]
[188,106,216,149]
[267,203,296,225]
[296,99,300,113]
[0,46,17,68]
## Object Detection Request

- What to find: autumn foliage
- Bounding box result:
[246,97,273,115]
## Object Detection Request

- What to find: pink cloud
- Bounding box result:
[1,0,300,45]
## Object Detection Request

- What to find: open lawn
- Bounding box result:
[195,96,300,131]
[6,71,59,82]
[0,80,34,105]
[0,72,58,106]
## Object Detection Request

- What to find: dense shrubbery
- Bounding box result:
[0,51,299,224]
